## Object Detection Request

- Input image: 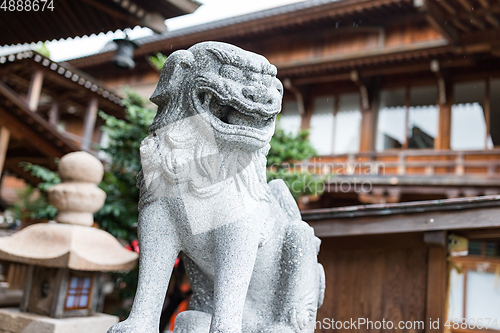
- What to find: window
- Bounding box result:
[408,86,438,149]
[376,89,406,151]
[451,81,492,151]
[491,79,500,147]
[285,94,362,156]
[309,96,335,155]
[65,275,93,310]
[333,93,361,154]
[278,100,301,137]
[448,241,500,330]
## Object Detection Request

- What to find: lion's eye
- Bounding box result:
[220,65,244,81]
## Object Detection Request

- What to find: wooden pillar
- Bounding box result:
[26,70,44,112]
[331,95,339,154]
[300,93,314,130]
[49,101,59,126]
[435,78,453,150]
[0,126,10,176]
[402,86,410,149]
[358,83,380,152]
[82,97,99,151]
[425,231,448,333]
[484,78,491,149]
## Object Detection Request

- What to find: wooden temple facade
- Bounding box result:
[69,0,500,206]
[0,0,200,308]
[0,0,200,203]
[63,0,500,332]
[0,50,126,207]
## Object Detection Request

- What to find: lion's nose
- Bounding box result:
[242,86,273,104]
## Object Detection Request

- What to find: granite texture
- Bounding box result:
[0,308,118,333]
[48,152,106,227]
[107,41,325,333]
[0,223,138,271]
[0,151,138,272]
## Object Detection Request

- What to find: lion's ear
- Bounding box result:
[150,50,194,105]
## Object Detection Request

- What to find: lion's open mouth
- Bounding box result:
[197,91,276,129]
[192,88,278,144]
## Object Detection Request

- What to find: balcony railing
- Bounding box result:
[304,149,500,178]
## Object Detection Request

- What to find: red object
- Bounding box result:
[169,299,188,331]
[125,239,139,253]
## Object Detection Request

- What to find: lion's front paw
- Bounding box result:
[107,319,155,333]
[173,310,211,333]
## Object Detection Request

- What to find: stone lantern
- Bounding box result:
[0,152,138,333]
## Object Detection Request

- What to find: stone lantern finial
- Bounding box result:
[48,152,106,227]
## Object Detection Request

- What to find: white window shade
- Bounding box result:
[278,100,301,136]
[309,96,334,155]
[334,93,361,154]
[451,81,489,151]
[376,89,406,151]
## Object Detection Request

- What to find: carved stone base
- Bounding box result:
[0,308,118,333]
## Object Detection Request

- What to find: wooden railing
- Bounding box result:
[303,149,500,178]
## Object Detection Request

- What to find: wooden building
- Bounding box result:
[0,0,201,202]
[0,0,200,308]
[0,0,200,45]
[66,0,500,332]
[0,51,124,202]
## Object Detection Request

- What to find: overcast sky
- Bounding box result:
[40,0,304,62]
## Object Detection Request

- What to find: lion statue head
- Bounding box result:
[139,42,283,202]
[148,41,283,151]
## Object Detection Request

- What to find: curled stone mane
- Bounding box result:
[139,120,271,202]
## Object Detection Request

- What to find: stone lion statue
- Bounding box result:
[107,41,325,333]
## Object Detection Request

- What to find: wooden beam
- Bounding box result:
[0,126,10,175]
[354,74,380,153]
[452,18,471,32]
[478,0,489,8]
[0,107,62,158]
[424,230,447,247]
[423,0,459,43]
[283,79,305,116]
[470,16,486,30]
[48,101,59,126]
[425,245,447,333]
[485,78,491,149]
[435,77,452,150]
[455,0,473,11]
[485,13,500,28]
[436,0,456,15]
[331,95,339,154]
[4,157,56,167]
[294,73,351,86]
[402,86,410,149]
[308,206,500,237]
[82,97,99,151]
[300,94,314,130]
[0,80,78,154]
[79,0,141,24]
[26,70,44,112]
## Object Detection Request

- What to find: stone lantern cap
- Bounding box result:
[0,151,138,272]
[0,223,137,271]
